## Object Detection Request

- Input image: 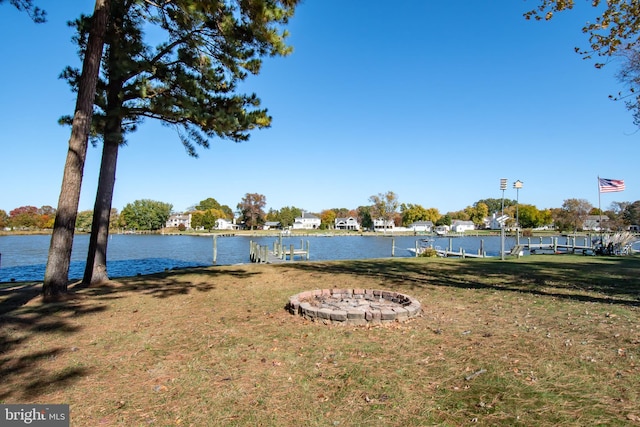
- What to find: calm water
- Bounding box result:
[0,233,611,283]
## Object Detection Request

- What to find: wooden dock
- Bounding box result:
[407,238,491,258]
[436,237,490,258]
[434,248,489,258]
[249,239,310,263]
[520,236,595,254]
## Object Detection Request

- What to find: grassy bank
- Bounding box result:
[1,255,639,426]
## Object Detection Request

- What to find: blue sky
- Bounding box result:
[1,1,638,216]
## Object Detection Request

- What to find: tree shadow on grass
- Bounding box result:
[0,287,102,401]
[0,265,260,400]
[0,346,90,401]
[71,265,259,299]
[280,255,640,307]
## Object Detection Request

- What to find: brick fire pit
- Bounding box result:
[286,288,421,325]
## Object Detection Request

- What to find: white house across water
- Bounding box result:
[293,212,321,230]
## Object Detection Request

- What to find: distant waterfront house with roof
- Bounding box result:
[583,215,609,231]
[434,225,450,235]
[488,213,507,230]
[166,213,191,229]
[263,221,281,230]
[293,212,321,230]
[408,221,433,232]
[335,217,360,231]
[373,218,395,232]
[215,218,238,230]
[451,220,475,233]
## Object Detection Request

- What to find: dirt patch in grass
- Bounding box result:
[1,256,639,426]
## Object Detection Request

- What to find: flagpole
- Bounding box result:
[598,176,603,250]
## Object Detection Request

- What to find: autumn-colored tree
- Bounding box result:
[265,208,278,222]
[195,198,222,211]
[38,206,56,229]
[539,208,554,228]
[108,208,119,231]
[237,193,267,230]
[464,202,489,226]
[191,208,227,231]
[369,191,399,233]
[330,208,351,218]
[0,210,8,229]
[552,198,593,232]
[475,198,517,215]
[401,204,428,226]
[67,0,298,284]
[447,210,471,221]
[526,1,638,63]
[320,209,337,229]
[191,198,233,219]
[514,204,545,229]
[8,206,40,228]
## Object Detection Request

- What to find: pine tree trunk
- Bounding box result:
[82,2,126,286]
[43,0,110,299]
[83,136,119,285]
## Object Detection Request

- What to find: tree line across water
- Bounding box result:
[3,194,640,233]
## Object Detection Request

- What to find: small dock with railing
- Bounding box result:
[407,237,491,258]
[522,235,595,254]
[249,239,310,263]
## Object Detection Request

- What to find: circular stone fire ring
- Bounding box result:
[286,289,421,325]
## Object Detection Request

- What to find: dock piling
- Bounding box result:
[213,235,218,264]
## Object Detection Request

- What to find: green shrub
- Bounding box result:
[419,248,438,257]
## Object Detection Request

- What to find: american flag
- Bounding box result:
[598,178,625,193]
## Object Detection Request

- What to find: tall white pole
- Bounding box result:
[598,176,603,249]
[500,178,507,216]
[501,223,505,261]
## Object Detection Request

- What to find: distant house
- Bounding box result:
[583,215,609,231]
[215,218,238,230]
[451,220,475,233]
[335,217,360,231]
[263,221,281,230]
[408,221,433,232]
[373,218,395,232]
[292,212,321,230]
[488,213,508,230]
[434,225,450,235]
[166,213,191,229]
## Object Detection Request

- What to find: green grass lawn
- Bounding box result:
[1,254,639,426]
